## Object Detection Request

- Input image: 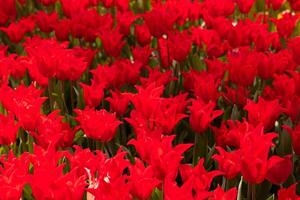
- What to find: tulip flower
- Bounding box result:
[283,124,300,155]
[75,108,122,142]
[213,147,241,180]
[189,99,223,134]
[244,97,282,131]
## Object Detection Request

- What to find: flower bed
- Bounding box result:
[0,0,299,199]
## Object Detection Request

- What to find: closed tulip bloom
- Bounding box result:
[235,0,255,13]
[266,155,292,185]
[135,24,152,46]
[266,0,285,10]
[272,13,299,38]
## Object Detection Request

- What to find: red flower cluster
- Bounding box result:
[0,0,300,199]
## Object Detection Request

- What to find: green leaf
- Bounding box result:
[151,188,163,200]
[95,37,102,49]
[266,194,275,200]
[230,104,240,120]
[74,130,85,146]
[237,176,243,200]
[22,184,34,200]
[205,145,215,168]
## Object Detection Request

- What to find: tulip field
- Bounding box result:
[0,0,300,199]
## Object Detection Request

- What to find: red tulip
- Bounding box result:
[106,90,130,117]
[54,19,71,41]
[75,108,121,142]
[0,0,16,25]
[35,11,58,33]
[135,24,152,46]
[244,97,282,130]
[210,186,237,200]
[0,53,27,81]
[0,84,46,131]
[29,146,86,200]
[0,17,35,43]
[91,59,142,89]
[227,47,258,87]
[213,120,252,148]
[87,151,131,200]
[129,135,192,180]
[37,0,57,6]
[213,147,241,180]
[288,0,300,11]
[67,145,106,178]
[164,178,194,200]
[283,124,300,155]
[272,13,299,38]
[60,0,90,18]
[235,0,255,13]
[240,125,277,184]
[167,31,192,62]
[288,36,300,65]
[205,0,235,17]
[144,3,178,38]
[277,183,300,200]
[266,0,285,10]
[184,71,220,103]
[132,46,152,66]
[140,67,174,87]
[100,27,125,58]
[20,56,49,87]
[192,27,227,57]
[272,74,296,103]
[222,86,250,106]
[179,159,223,193]
[117,12,136,36]
[0,112,19,145]
[266,155,292,185]
[0,152,30,200]
[128,158,160,200]
[80,81,104,108]
[24,37,88,80]
[30,110,74,149]
[126,84,187,134]
[189,99,223,134]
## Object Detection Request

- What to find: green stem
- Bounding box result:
[0,103,4,114]
[96,141,104,151]
[156,37,163,67]
[248,183,256,200]
[193,131,209,166]
[70,81,75,113]
[27,133,34,153]
[193,133,200,166]
[0,145,9,155]
[58,80,68,114]
[75,81,84,109]
[222,177,227,190]
[161,183,164,200]
[48,78,55,110]
[200,131,208,159]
